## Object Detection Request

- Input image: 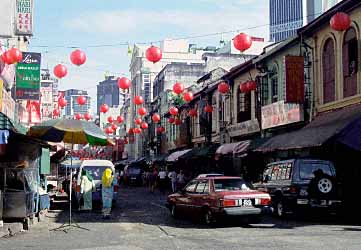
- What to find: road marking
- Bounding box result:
[150,202,167,210]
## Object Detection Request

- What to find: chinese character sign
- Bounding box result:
[16,52,41,100]
[15,0,33,35]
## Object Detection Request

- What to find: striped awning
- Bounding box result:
[215,140,251,159]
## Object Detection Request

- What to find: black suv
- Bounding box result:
[255,159,342,217]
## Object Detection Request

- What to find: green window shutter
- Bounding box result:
[40,148,50,175]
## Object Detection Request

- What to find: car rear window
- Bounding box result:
[299,163,332,180]
[83,166,108,180]
[265,163,292,181]
[214,179,252,192]
[195,180,209,194]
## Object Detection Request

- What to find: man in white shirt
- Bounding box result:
[168,170,177,193]
[158,169,167,193]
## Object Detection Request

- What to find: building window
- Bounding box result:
[322,38,336,104]
[237,89,251,123]
[343,28,358,98]
[270,65,278,103]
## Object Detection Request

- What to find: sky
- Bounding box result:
[30,0,269,111]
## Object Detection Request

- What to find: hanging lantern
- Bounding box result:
[53,109,60,117]
[145,45,162,63]
[240,83,248,93]
[117,115,125,123]
[134,117,142,125]
[75,113,82,120]
[168,117,175,124]
[134,96,144,105]
[183,92,194,103]
[173,82,184,95]
[218,82,230,94]
[174,118,182,125]
[58,97,67,108]
[157,126,165,133]
[330,12,351,31]
[1,51,14,64]
[117,77,131,90]
[84,113,92,121]
[152,113,161,123]
[108,116,114,123]
[246,80,257,91]
[9,48,22,63]
[141,122,149,129]
[188,109,197,117]
[128,128,134,134]
[138,107,147,116]
[70,49,86,66]
[169,107,179,116]
[133,127,142,134]
[105,127,114,134]
[124,138,129,144]
[53,64,68,78]
[77,96,86,105]
[111,124,118,131]
[204,105,213,113]
[233,33,252,52]
[100,104,109,113]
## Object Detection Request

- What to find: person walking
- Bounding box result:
[79,169,95,211]
[168,170,177,193]
[101,168,114,219]
[158,168,167,194]
[177,170,185,190]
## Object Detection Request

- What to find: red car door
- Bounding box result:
[190,180,210,217]
[176,180,197,216]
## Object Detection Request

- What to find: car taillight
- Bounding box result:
[289,187,297,194]
[76,185,81,193]
[260,198,271,206]
[223,199,236,207]
[114,185,119,192]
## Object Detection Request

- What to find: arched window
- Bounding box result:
[237,87,251,123]
[270,65,278,103]
[343,28,358,98]
[322,38,336,104]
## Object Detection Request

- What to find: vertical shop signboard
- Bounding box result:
[16,52,41,100]
[15,0,33,35]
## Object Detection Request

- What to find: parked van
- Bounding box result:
[75,160,119,204]
[255,159,342,217]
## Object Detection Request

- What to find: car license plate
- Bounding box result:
[239,199,252,207]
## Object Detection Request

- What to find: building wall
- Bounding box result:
[64,89,91,116]
[97,76,121,114]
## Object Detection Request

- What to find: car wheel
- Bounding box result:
[317,177,333,194]
[202,208,214,225]
[170,204,178,218]
[275,200,284,218]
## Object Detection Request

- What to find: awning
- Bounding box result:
[166,149,192,162]
[215,142,240,155]
[153,154,169,162]
[178,144,219,161]
[215,141,251,157]
[256,104,361,152]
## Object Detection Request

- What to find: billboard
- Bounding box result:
[15,52,41,100]
[40,82,53,120]
[15,0,33,36]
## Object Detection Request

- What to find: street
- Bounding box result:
[1,187,361,250]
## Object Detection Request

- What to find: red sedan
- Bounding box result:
[166,176,272,224]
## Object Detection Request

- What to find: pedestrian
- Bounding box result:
[79,169,95,211]
[177,170,185,190]
[168,169,177,193]
[101,168,114,219]
[158,168,167,194]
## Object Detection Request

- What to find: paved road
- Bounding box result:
[1,187,361,250]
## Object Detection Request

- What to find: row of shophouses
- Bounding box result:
[124,0,361,205]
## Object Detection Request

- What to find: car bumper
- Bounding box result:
[296,199,342,208]
[222,206,273,216]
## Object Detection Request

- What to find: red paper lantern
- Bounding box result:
[330,12,351,31]
[246,80,257,91]
[138,107,147,116]
[189,109,197,117]
[75,113,82,120]
[111,124,118,131]
[108,116,114,123]
[70,49,86,66]
[105,127,114,134]
[168,117,175,124]
[134,96,144,105]
[152,113,161,123]
[134,117,142,125]
[240,83,248,93]
[84,113,92,121]
[1,51,14,64]
[53,64,68,78]
[117,115,124,123]
[157,126,165,133]
[218,82,230,94]
[53,109,60,117]
[9,48,22,63]
[204,105,213,113]
[128,128,134,134]
[169,107,179,116]
[173,82,184,95]
[134,127,142,134]
[100,104,109,113]
[124,139,129,144]
[58,97,67,108]
[174,118,182,125]
[233,33,252,52]
[77,96,86,105]
[146,45,162,63]
[141,122,149,129]
[117,77,131,90]
[183,92,194,102]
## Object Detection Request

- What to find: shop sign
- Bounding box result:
[284,55,304,103]
[261,100,303,129]
[15,0,33,35]
[16,52,41,100]
[228,119,260,138]
[0,79,15,120]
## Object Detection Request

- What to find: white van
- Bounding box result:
[75,160,119,203]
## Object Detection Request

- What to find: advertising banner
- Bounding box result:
[16,52,41,100]
[15,0,33,35]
